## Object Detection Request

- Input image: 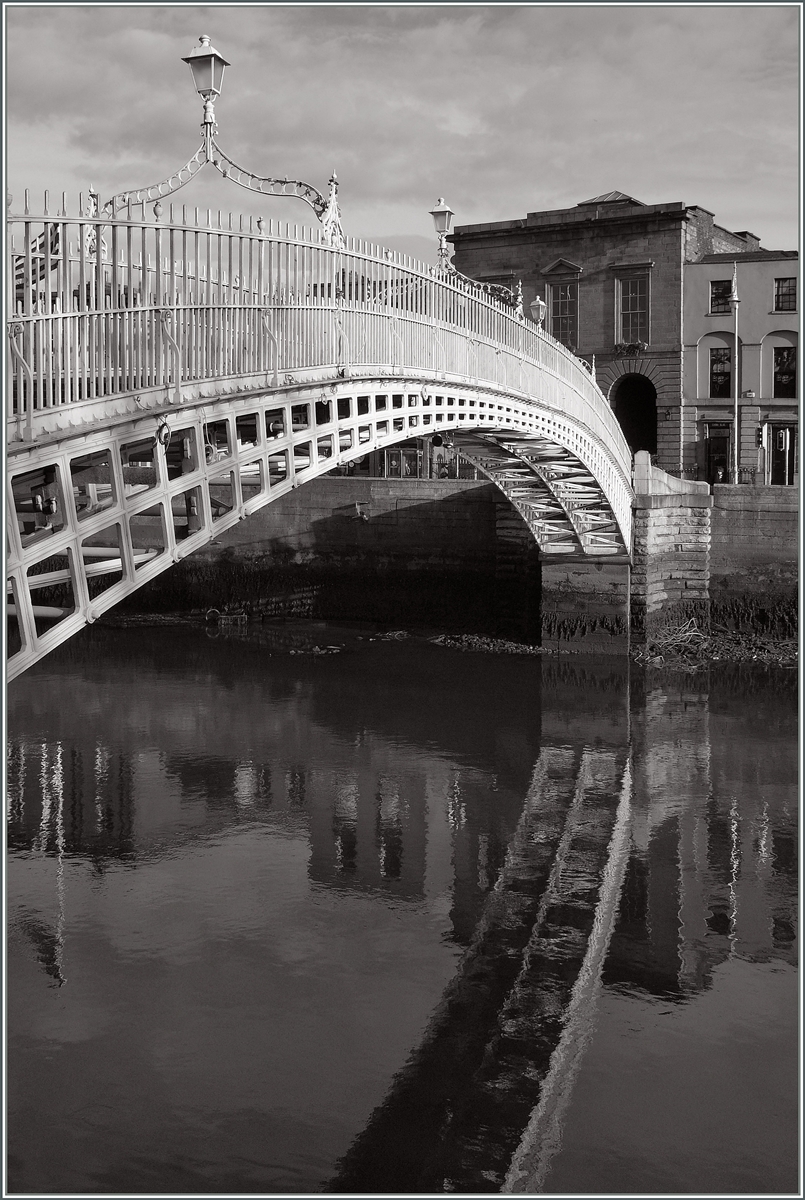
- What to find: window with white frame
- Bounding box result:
[774,278,797,312]
[549,281,578,349]
[618,275,649,343]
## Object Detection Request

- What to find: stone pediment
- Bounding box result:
[541,258,583,277]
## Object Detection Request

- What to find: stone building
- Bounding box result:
[447,191,792,477]
[683,251,798,484]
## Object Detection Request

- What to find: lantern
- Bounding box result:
[182,35,230,99]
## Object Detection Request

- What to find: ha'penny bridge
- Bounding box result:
[5,40,637,683]
[6,195,633,680]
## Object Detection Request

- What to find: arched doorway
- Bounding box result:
[612,373,657,455]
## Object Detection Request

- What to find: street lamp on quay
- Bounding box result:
[728,262,741,483]
[101,35,346,248]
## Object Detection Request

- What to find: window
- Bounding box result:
[710,280,732,314]
[550,282,578,349]
[774,278,797,312]
[619,276,648,343]
[773,346,797,398]
[709,347,732,398]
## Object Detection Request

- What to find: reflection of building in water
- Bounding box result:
[8,653,795,1003]
[604,673,798,999]
[8,631,547,934]
[308,756,531,920]
[7,735,137,865]
[309,765,427,899]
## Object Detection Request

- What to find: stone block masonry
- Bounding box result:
[630,493,712,641]
[711,486,798,574]
[201,477,499,573]
[631,453,712,641]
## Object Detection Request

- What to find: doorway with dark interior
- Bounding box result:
[612,373,657,456]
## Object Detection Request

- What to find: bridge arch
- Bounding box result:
[8,200,635,677]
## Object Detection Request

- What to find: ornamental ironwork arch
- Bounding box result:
[101,35,346,250]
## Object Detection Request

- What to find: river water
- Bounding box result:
[6,622,798,1195]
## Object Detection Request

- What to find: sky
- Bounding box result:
[4,4,801,262]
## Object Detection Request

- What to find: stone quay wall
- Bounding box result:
[709,485,798,636]
[126,479,504,634]
[630,454,798,639]
[126,465,797,648]
[126,477,629,650]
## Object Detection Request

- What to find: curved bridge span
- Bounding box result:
[7,199,634,678]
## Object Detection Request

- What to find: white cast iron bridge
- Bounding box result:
[7,193,634,680]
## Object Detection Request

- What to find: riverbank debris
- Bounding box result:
[632,618,797,670]
[429,634,546,656]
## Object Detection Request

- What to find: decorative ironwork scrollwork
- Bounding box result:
[437,261,523,315]
[102,146,208,216]
[159,309,183,405]
[7,322,35,440]
[101,138,346,248]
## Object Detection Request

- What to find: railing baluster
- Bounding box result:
[126,206,134,393]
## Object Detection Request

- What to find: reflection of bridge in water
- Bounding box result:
[8,190,633,679]
[6,636,797,1190]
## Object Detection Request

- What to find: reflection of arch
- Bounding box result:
[331,746,630,1194]
[611,373,657,455]
[761,329,798,399]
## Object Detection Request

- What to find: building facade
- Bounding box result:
[449,192,798,481]
[683,252,798,484]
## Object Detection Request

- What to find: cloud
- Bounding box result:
[6,4,799,248]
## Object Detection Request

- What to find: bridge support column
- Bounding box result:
[631,452,712,643]
[540,558,631,654]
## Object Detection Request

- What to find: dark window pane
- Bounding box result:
[773,346,797,398]
[710,347,732,398]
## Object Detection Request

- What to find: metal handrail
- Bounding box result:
[7,197,632,481]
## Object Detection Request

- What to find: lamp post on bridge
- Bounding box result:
[182,34,229,161]
[429,197,455,269]
[429,198,529,320]
[102,35,346,248]
[529,296,547,328]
